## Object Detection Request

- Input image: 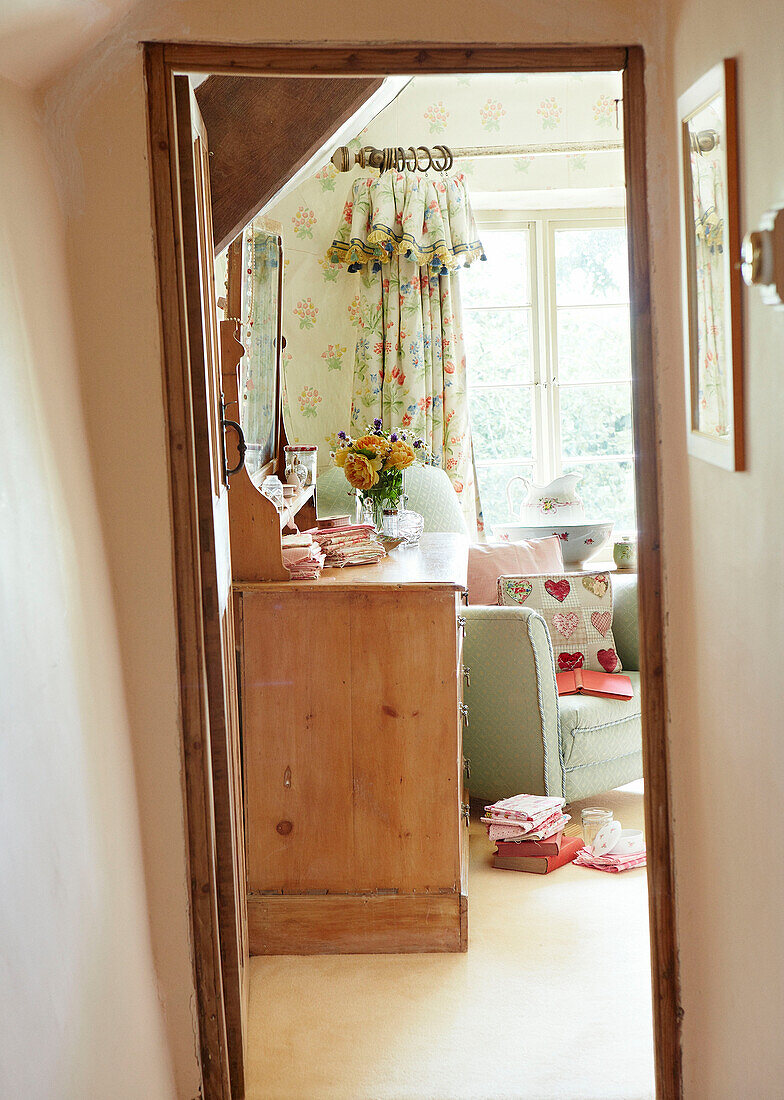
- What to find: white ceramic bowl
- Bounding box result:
[609,828,645,857]
[492,522,614,567]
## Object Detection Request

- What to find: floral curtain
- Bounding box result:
[327,170,486,532]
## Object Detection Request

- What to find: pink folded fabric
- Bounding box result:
[574,848,647,873]
[482,793,565,824]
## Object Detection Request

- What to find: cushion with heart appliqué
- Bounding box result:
[497,570,622,674]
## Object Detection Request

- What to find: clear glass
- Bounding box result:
[569,459,636,531]
[284,445,317,488]
[464,309,533,385]
[554,226,629,305]
[559,381,634,458]
[398,509,425,547]
[260,475,284,512]
[468,386,535,462]
[556,305,631,383]
[461,229,531,308]
[581,807,614,851]
[475,460,535,531]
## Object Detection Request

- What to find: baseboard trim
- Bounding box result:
[248,891,468,955]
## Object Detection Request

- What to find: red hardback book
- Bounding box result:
[492,834,584,874]
[495,830,565,858]
[556,669,634,700]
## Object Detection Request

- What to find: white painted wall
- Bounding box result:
[0,77,182,1100]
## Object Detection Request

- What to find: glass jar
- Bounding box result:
[581,807,614,851]
[284,445,317,489]
[260,474,284,512]
[398,508,425,547]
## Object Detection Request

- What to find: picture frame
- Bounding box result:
[678,58,745,471]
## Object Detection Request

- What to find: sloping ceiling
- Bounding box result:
[0,0,137,87]
[195,75,384,253]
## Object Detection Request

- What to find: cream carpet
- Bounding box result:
[246,781,654,1099]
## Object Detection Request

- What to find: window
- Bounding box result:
[463,212,636,535]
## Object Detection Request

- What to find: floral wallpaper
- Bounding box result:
[265,71,624,467]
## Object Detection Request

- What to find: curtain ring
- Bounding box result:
[444,145,454,171]
[416,146,432,172]
[405,146,418,171]
[431,144,449,171]
[396,147,407,172]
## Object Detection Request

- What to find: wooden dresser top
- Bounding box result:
[234,532,468,592]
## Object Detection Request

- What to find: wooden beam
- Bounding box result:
[623,45,683,1100]
[164,43,629,76]
[195,74,383,252]
[142,43,232,1100]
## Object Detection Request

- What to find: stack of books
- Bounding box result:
[307,523,386,568]
[482,793,583,875]
[494,830,584,875]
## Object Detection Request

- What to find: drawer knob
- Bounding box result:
[276,820,293,836]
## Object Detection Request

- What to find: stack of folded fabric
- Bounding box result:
[281,533,326,580]
[482,793,571,844]
[573,845,647,874]
[307,523,386,568]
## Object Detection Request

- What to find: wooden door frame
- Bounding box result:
[143,42,682,1100]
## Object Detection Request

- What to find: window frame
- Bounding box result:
[466,207,635,534]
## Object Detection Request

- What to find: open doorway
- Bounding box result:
[145,44,680,1100]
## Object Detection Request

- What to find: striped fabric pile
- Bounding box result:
[308,523,386,568]
[281,533,326,580]
[481,793,571,844]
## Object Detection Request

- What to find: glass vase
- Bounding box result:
[356,491,402,537]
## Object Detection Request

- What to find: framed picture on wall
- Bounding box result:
[678,58,745,471]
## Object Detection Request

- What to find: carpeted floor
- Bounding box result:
[246,781,654,1099]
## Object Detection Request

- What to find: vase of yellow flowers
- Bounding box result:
[332,419,426,536]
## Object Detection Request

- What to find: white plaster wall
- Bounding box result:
[665,1,784,1094]
[0,76,181,1100]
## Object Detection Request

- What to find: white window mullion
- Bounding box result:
[530,217,551,485]
[541,217,561,482]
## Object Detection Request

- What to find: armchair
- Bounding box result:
[462,573,642,804]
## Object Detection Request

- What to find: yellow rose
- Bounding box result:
[354,434,390,457]
[334,447,350,467]
[387,440,416,470]
[343,452,380,491]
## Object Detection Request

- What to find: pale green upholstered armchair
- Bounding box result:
[462,573,642,804]
[315,462,470,535]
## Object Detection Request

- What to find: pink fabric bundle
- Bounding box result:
[282,542,326,579]
[573,848,647,873]
[481,793,570,842]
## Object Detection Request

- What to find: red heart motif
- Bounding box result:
[558,651,584,671]
[544,579,571,603]
[597,648,619,672]
[591,611,612,637]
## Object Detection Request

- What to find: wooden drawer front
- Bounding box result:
[241,587,462,896]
